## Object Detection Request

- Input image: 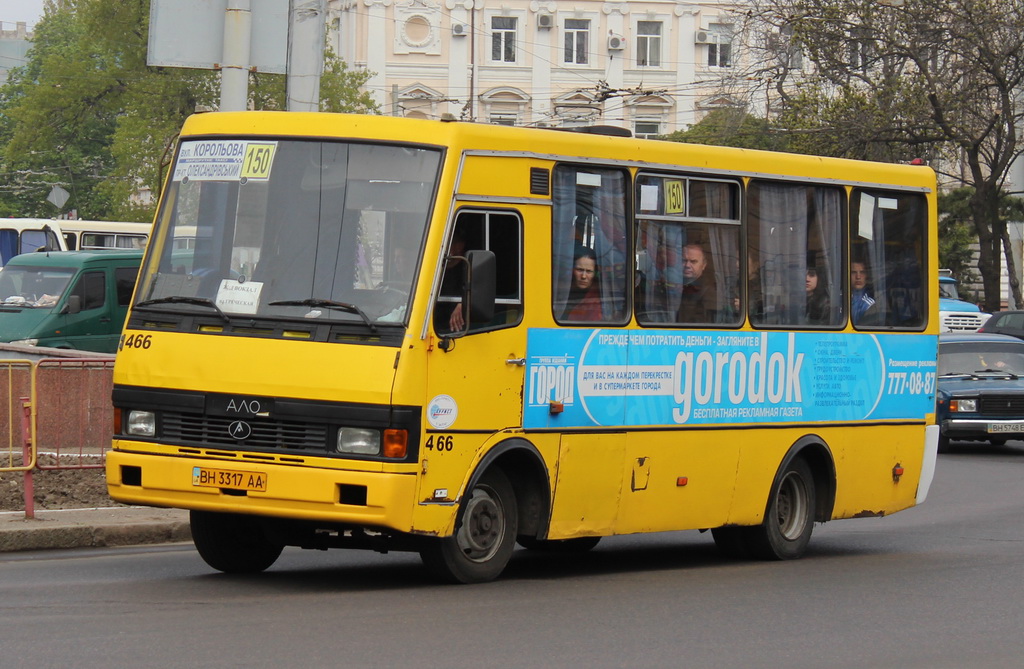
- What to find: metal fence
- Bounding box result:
[0,358,115,518]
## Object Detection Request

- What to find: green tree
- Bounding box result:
[661,108,791,152]
[0,0,378,223]
[741,0,1024,311]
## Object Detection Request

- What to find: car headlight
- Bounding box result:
[127,410,156,436]
[337,427,380,455]
[950,399,977,412]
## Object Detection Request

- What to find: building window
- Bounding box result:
[637,21,661,67]
[491,16,517,63]
[707,24,732,68]
[708,42,731,67]
[634,121,660,139]
[564,19,589,65]
[490,114,517,126]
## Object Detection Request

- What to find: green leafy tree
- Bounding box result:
[0,0,378,223]
[741,0,1024,311]
[661,109,791,152]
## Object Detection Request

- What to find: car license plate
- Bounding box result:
[988,423,1024,434]
[192,466,267,492]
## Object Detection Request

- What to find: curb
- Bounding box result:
[0,508,191,552]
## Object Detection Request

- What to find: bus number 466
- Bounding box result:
[425,435,453,451]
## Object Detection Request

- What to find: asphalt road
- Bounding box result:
[2,441,1023,669]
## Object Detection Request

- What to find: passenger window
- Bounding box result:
[635,174,741,326]
[552,165,629,324]
[70,271,106,311]
[851,190,926,329]
[434,210,522,335]
[747,182,844,327]
[116,267,139,306]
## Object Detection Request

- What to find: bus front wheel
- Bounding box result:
[190,510,284,574]
[420,469,518,584]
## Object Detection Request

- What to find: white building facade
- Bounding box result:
[329,0,745,136]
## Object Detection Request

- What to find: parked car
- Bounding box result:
[937,333,1024,448]
[0,250,142,353]
[977,310,1024,341]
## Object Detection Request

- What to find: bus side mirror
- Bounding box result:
[61,295,81,315]
[466,249,496,325]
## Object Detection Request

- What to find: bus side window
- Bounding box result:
[552,165,629,324]
[748,182,843,327]
[852,190,926,329]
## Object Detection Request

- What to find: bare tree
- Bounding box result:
[738,0,1024,309]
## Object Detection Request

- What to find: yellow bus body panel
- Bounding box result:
[110,111,939,548]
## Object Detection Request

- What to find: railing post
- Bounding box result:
[20,396,34,519]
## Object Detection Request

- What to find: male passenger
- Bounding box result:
[677,243,717,322]
[851,260,875,324]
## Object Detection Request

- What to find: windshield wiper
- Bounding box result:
[134,296,230,323]
[975,369,1020,380]
[269,298,377,332]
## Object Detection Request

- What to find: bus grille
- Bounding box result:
[162,413,329,452]
[979,396,1024,416]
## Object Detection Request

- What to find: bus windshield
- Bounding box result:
[136,139,442,326]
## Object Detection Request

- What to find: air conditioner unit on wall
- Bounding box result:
[537,12,554,29]
[695,30,715,44]
[452,23,468,37]
[608,34,625,50]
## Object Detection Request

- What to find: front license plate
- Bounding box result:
[192,467,267,492]
[988,423,1024,434]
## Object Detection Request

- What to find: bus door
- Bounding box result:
[420,209,526,502]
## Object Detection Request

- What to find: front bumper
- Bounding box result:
[106,448,419,531]
[941,417,1024,440]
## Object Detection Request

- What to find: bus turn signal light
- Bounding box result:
[892,464,904,482]
[383,429,408,458]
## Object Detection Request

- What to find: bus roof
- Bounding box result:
[179,111,937,191]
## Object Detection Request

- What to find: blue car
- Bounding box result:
[937,333,1024,448]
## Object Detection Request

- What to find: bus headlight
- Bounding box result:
[337,427,380,455]
[950,399,977,412]
[127,410,156,436]
[11,339,38,346]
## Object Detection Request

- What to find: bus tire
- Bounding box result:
[747,457,816,560]
[190,510,284,574]
[420,469,518,584]
[517,536,601,553]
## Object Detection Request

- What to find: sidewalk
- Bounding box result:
[0,506,190,552]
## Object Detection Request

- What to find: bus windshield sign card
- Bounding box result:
[524,328,936,429]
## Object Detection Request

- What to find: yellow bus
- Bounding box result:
[106,112,939,583]
[59,220,151,251]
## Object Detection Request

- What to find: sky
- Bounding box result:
[3,0,46,30]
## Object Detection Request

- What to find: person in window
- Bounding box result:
[677,243,717,322]
[851,260,875,324]
[805,266,831,324]
[562,246,603,321]
[435,229,467,332]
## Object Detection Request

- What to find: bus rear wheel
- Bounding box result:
[420,469,518,584]
[190,510,284,574]
[712,457,816,561]
[748,457,816,560]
